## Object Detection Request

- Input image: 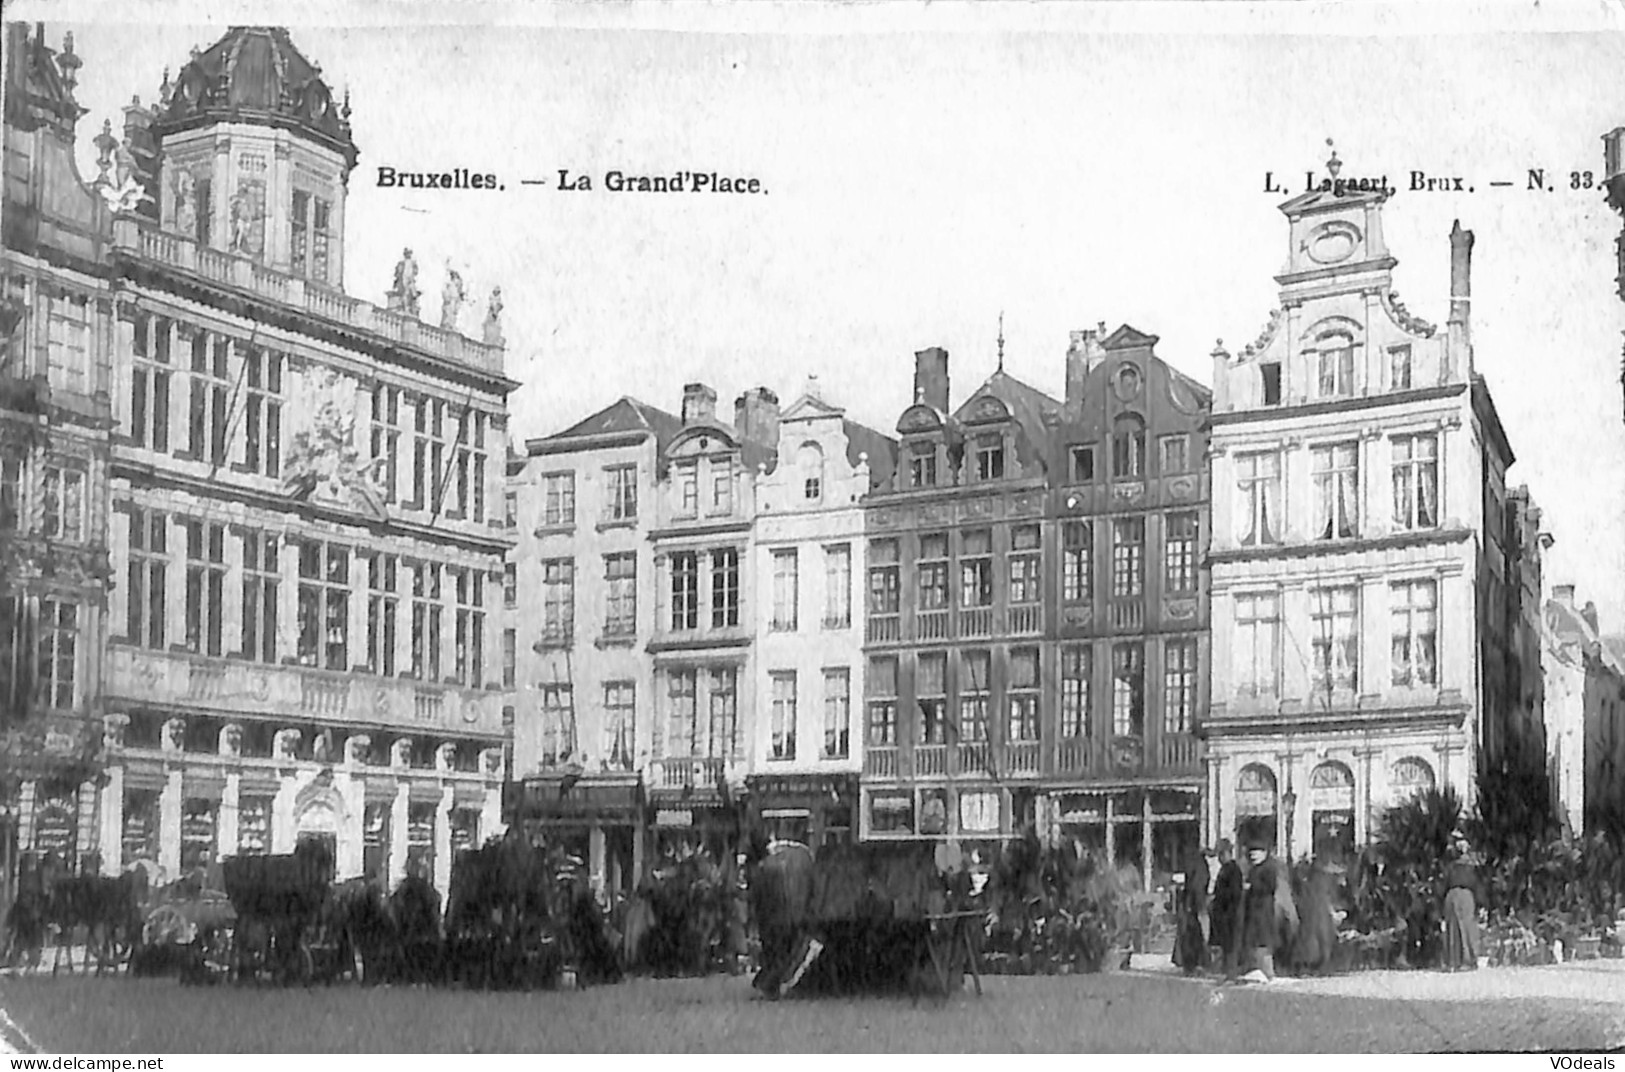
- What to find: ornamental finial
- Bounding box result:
[1326,137,1342,180]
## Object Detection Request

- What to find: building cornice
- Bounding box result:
[525,431,651,456]
[1208,526,1472,566]
[1201,702,1470,737]
[1208,383,1467,427]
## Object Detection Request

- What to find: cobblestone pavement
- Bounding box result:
[0,966,1620,1053]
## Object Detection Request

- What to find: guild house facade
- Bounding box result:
[1205,149,1543,861]
[2,26,118,895]
[89,26,516,897]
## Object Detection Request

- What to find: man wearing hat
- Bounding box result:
[1209,839,1244,979]
[1240,834,1285,981]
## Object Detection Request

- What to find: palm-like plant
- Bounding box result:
[1369,786,1464,967]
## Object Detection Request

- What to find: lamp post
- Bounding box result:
[1282,786,1298,862]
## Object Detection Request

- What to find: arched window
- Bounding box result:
[1309,760,1357,862]
[799,442,824,501]
[1112,414,1145,479]
[1390,756,1436,800]
[1235,763,1278,816]
[1314,331,1356,398]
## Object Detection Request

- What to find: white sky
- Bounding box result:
[18,1,1625,629]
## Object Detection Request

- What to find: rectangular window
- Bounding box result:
[36,598,78,710]
[707,667,738,758]
[1236,452,1282,546]
[959,650,990,742]
[410,562,443,681]
[1062,521,1092,604]
[996,523,1035,605]
[670,551,699,631]
[183,519,226,657]
[1060,645,1091,738]
[771,549,799,631]
[974,437,1005,481]
[710,462,732,515]
[291,190,309,276]
[504,490,518,529]
[1313,442,1360,540]
[603,681,636,771]
[453,567,484,687]
[241,530,279,664]
[959,530,993,608]
[823,544,851,628]
[867,656,898,746]
[1008,648,1040,742]
[867,539,900,618]
[1069,445,1096,483]
[126,507,168,649]
[1111,642,1145,737]
[186,329,230,466]
[244,348,283,478]
[297,541,349,670]
[822,668,850,759]
[916,652,947,745]
[1112,424,1145,478]
[1317,335,1355,397]
[1233,592,1281,697]
[542,558,574,645]
[130,315,171,452]
[1392,434,1439,531]
[543,472,575,526]
[710,547,740,628]
[678,464,698,516]
[194,178,212,246]
[771,671,798,760]
[40,463,85,543]
[917,533,950,610]
[368,382,398,502]
[604,553,637,637]
[46,294,89,396]
[502,628,516,688]
[1391,579,1439,687]
[502,562,517,608]
[1164,638,1196,734]
[1310,586,1360,694]
[1261,362,1283,405]
[0,447,22,531]
[312,198,332,284]
[665,669,698,757]
[1159,434,1190,474]
[540,684,575,767]
[605,464,638,521]
[1390,345,1413,390]
[1164,512,1197,594]
[909,444,938,489]
[1111,518,1144,598]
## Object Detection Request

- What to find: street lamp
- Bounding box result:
[1282,786,1298,861]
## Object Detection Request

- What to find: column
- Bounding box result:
[159,768,183,879]
[1104,794,1116,864]
[17,780,35,852]
[1361,577,1387,702]
[1354,747,1377,846]
[223,528,245,655]
[219,772,240,859]
[99,766,125,875]
[1141,791,1153,893]
[279,538,300,664]
[1361,428,1387,541]
[479,782,504,848]
[271,773,298,854]
[589,822,607,894]
[388,783,409,889]
[433,785,453,899]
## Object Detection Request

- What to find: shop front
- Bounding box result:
[1042,785,1202,892]
[860,782,1011,847]
[745,772,859,850]
[646,785,745,870]
[506,772,645,894]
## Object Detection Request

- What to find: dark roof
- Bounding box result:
[842,418,898,492]
[542,396,682,453]
[154,27,358,171]
[953,369,1062,476]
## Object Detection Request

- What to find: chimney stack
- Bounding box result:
[1065,329,1109,413]
[913,347,950,413]
[1449,219,1474,328]
[1552,584,1576,607]
[733,386,781,457]
[681,382,718,426]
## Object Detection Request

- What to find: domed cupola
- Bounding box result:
[153,26,357,174]
[148,26,357,289]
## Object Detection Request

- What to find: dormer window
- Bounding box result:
[677,462,698,516]
[711,463,733,516]
[1111,416,1145,479]
[909,442,937,488]
[1261,363,1283,406]
[974,436,1005,481]
[1315,332,1355,398]
[1068,445,1096,484]
[1390,345,1413,390]
[799,443,824,501]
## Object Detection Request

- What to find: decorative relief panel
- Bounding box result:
[1166,476,1197,501]
[959,497,997,520]
[1062,605,1093,628]
[1111,481,1145,505]
[1010,491,1043,517]
[1164,598,1199,621]
[920,502,953,524]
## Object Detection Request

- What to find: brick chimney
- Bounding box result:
[1066,328,1109,413]
[913,347,950,413]
[681,382,717,426]
[1551,584,1576,608]
[733,386,780,456]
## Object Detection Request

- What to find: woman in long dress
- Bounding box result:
[1441,838,1483,971]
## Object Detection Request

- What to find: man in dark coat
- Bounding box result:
[1241,837,1283,980]
[1208,839,1244,979]
[1173,845,1212,974]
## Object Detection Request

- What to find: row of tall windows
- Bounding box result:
[1232,579,1440,697]
[863,641,1198,746]
[1236,433,1440,546]
[766,667,852,761]
[0,447,87,543]
[667,548,741,631]
[0,595,80,716]
[769,544,854,631]
[534,680,639,770]
[535,467,638,527]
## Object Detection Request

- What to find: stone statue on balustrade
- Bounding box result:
[388,248,421,317]
[483,286,505,345]
[440,262,467,330]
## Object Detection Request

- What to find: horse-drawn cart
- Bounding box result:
[220,842,347,985]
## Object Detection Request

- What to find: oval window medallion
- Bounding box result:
[1307,222,1361,265]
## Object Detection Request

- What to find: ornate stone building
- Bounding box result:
[506,395,679,892]
[748,377,895,847]
[1039,325,1211,888]
[2,25,117,897]
[1206,149,1537,861]
[859,347,1059,850]
[90,27,515,897]
[1544,586,1625,838]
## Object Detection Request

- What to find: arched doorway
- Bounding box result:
[1234,763,1277,851]
[1309,760,1356,864]
[1389,756,1436,804]
[293,784,345,870]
